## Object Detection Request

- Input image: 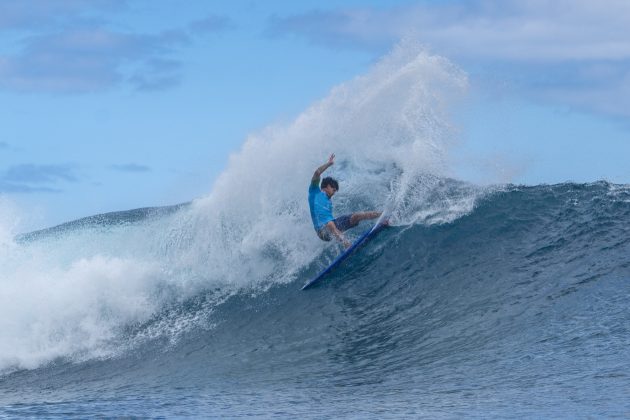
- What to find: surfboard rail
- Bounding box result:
[301,218,388,290]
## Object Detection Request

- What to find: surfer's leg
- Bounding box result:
[332,215,355,232]
[333,212,382,233]
[349,211,381,226]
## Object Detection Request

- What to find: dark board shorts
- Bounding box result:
[317,214,357,241]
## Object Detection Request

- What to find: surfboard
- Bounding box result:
[301,213,389,290]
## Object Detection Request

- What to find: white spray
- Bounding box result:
[0,43,475,373]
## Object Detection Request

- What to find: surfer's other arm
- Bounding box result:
[311,153,335,183]
[325,220,351,249]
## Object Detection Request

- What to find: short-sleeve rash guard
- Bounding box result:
[308,180,333,231]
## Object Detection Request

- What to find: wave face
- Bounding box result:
[1,45,629,417]
[1,181,629,417]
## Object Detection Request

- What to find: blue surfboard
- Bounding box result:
[301,214,389,290]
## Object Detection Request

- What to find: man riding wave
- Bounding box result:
[308,154,382,248]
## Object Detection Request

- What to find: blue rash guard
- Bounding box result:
[308,179,334,232]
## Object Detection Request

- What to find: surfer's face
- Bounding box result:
[322,185,337,198]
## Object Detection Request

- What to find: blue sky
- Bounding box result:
[1,0,629,231]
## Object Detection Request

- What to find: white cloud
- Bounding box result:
[268,0,630,118]
[0,163,80,193]
[0,0,126,31]
[0,28,187,93]
[110,163,152,173]
[270,1,630,61]
[0,2,232,94]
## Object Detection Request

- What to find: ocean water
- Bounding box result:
[2,181,630,418]
[1,45,629,418]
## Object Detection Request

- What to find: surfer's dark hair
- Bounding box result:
[321,177,339,191]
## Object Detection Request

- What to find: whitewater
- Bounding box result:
[1,44,629,418]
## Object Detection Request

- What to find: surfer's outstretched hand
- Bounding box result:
[328,153,335,165]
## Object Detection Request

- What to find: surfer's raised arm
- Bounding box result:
[311,153,335,183]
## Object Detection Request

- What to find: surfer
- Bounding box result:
[308,154,382,248]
